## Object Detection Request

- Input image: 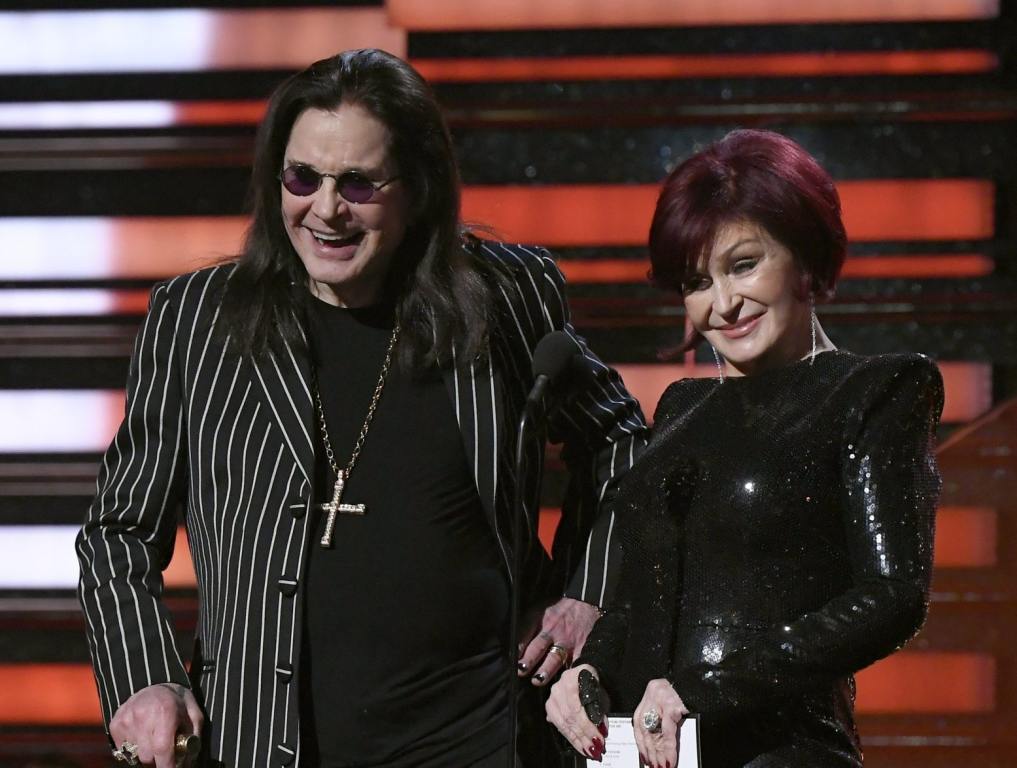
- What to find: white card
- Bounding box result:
[586,714,700,768]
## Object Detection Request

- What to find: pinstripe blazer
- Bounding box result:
[76,240,648,767]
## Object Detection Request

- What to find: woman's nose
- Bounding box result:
[711,279,742,316]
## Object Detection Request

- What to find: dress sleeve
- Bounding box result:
[670,355,943,715]
[75,282,191,730]
[530,249,650,606]
[575,381,696,705]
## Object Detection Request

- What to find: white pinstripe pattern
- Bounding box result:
[77,244,648,766]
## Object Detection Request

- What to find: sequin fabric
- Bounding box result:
[577,351,943,767]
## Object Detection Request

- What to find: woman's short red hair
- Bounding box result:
[649,129,846,298]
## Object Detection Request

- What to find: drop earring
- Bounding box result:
[808,298,818,365]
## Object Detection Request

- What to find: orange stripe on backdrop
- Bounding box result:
[935,506,997,567]
[128,491,1009,592]
[0,664,102,724]
[461,180,995,247]
[0,652,993,724]
[856,652,995,713]
[0,182,993,280]
[388,0,999,30]
[557,253,994,283]
[173,100,268,126]
[77,502,1006,593]
[165,527,197,588]
[0,360,986,453]
[414,51,998,83]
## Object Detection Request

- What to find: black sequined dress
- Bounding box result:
[578,351,943,767]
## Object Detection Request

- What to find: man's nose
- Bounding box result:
[310,178,350,221]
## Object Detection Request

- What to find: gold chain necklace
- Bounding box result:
[314,322,400,547]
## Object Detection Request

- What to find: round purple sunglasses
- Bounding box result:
[279,164,400,204]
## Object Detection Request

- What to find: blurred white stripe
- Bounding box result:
[0,525,80,589]
[0,390,124,453]
[0,101,177,130]
[0,8,404,74]
[0,288,119,316]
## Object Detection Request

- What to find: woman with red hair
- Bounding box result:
[546,130,943,767]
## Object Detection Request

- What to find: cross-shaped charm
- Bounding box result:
[318,469,366,548]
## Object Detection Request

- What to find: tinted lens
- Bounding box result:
[281,166,322,196]
[337,173,377,204]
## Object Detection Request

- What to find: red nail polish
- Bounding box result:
[598,720,608,737]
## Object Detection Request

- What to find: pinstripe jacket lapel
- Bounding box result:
[442,347,502,534]
[250,335,315,487]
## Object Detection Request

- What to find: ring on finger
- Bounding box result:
[547,643,572,667]
[641,708,663,734]
[112,741,141,766]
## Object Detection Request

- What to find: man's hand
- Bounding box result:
[109,683,203,767]
[517,597,601,686]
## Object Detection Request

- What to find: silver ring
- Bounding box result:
[112,741,140,765]
[641,708,662,734]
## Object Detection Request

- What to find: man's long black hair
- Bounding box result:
[218,48,497,370]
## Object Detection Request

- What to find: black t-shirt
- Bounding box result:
[299,296,510,767]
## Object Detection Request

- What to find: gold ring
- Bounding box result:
[175,733,201,761]
[547,643,572,667]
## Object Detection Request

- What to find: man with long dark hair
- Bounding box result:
[77,49,646,767]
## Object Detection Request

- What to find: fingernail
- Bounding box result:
[598,720,608,737]
[592,737,604,751]
[517,661,528,671]
[532,672,546,683]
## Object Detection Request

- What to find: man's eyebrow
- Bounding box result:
[282,158,386,176]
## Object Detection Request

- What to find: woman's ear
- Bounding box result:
[792,268,813,301]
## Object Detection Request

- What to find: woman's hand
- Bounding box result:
[545,664,608,761]
[633,679,688,768]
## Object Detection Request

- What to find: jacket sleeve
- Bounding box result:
[670,355,943,716]
[75,282,191,730]
[530,248,649,606]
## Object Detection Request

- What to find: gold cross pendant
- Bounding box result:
[317,470,366,547]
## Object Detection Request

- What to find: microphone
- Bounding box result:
[525,330,584,413]
[507,331,584,768]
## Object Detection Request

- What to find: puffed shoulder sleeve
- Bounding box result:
[670,354,943,715]
[839,353,943,599]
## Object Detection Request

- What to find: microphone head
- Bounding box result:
[532,330,582,382]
